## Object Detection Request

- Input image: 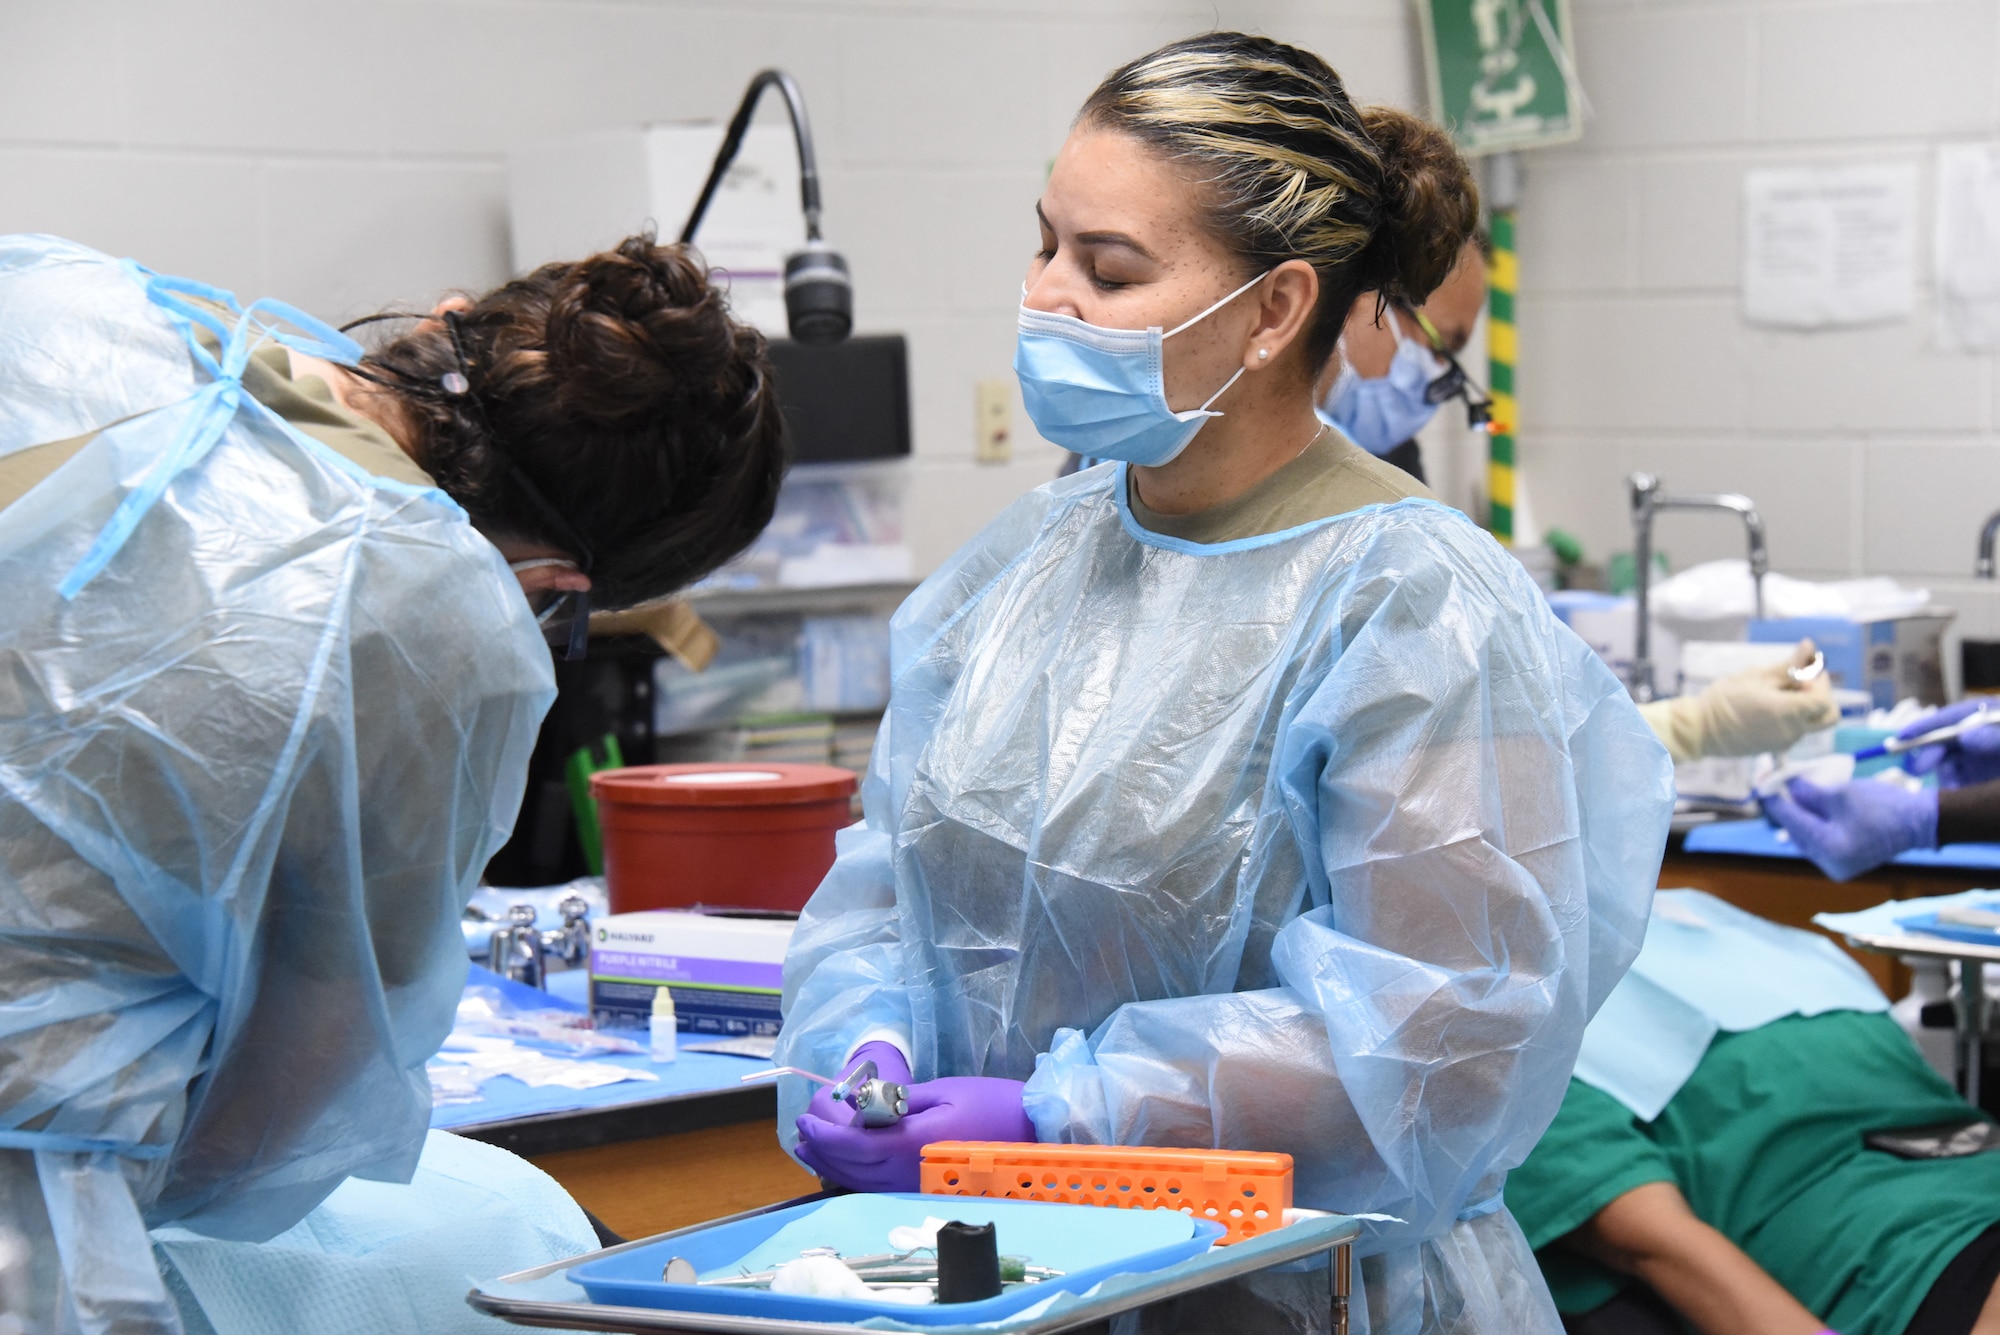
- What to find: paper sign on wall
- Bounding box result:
[1742,164,1917,329]
[1937,144,2000,351]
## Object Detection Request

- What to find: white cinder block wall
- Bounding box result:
[0,0,1429,575]
[14,0,1988,609]
[1515,0,2000,652]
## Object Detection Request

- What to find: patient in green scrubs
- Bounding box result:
[1510,900,2000,1335]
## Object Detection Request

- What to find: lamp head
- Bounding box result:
[784,241,852,345]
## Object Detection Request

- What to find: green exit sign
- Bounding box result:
[1417,0,1582,155]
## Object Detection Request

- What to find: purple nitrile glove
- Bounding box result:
[1763,776,1938,881]
[794,1076,1033,1194]
[1899,701,2000,790]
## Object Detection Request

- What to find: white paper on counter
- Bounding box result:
[1937,143,2000,350]
[1743,163,1918,328]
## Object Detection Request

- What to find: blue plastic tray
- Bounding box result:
[1896,910,2000,947]
[566,1193,1225,1325]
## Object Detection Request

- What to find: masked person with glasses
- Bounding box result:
[773,33,1670,1335]
[1317,232,1493,484]
[0,232,784,1334]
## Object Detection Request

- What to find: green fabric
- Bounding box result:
[1508,1011,2000,1334]
[1511,1077,1677,1251]
[1507,1077,1674,1313]
[1535,1250,1638,1320]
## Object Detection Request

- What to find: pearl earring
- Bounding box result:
[1257,348,1269,361]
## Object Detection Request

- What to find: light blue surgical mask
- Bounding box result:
[1319,308,1444,456]
[1015,271,1268,467]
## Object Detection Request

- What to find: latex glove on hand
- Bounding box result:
[1763,776,1938,881]
[1898,700,2000,790]
[1641,640,1838,763]
[794,1059,1033,1194]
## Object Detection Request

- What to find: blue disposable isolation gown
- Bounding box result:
[773,464,1673,1334]
[0,236,556,1333]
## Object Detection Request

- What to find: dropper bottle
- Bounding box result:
[650,985,678,1064]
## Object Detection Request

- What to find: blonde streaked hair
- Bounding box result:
[1080,33,1478,364]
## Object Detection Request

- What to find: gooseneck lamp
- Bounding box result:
[679,69,852,345]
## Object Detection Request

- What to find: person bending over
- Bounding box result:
[773,31,1672,1335]
[0,231,785,1333]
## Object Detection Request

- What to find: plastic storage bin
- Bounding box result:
[920,1143,1293,1244]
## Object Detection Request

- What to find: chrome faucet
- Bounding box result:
[1977,509,2000,579]
[1628,473,1770,703]
[486,894,592,990]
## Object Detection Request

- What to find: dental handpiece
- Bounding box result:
[741,1061,911,1128]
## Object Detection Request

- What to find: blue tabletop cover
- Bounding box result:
[1815,889,2000,940]
[429,966,771,1130]
[1683,818,2000,871]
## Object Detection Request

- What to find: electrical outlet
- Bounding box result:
[975,380,1012,465]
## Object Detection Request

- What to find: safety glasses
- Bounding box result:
[535,588,591,661]
[1408,307,1495,431]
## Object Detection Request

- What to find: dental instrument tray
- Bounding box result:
[564,1194,1222,1325]
[469,1193,1362,1335]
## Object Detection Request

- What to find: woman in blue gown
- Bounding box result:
[773,32,1674,1335]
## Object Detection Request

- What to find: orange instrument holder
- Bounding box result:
[919,1142,1293,1245]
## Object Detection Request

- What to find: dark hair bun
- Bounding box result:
[1358,106,1481,305]
[545,238,741,425]
[359,233,787,610]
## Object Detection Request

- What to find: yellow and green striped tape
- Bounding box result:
[1486,209,1516,546]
